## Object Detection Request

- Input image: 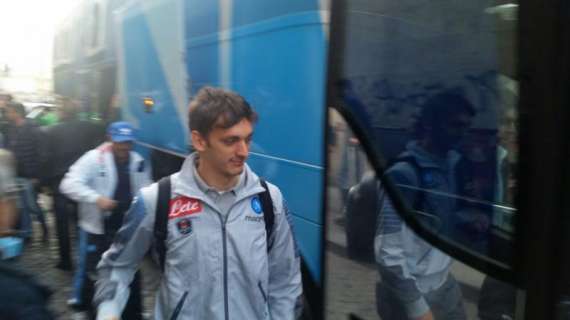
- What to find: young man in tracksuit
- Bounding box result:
[95,87,302,320]
[60,121,152,319]
[375,90,476,320]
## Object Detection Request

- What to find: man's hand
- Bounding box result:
[414,310,434,320]
[96,197,117,211]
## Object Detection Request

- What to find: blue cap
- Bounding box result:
[107,121,135,142]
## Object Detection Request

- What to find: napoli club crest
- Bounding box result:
[176,218,193,235]
[251,197,262,214]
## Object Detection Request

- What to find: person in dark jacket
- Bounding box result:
[0,263,54,320]
[4,102,48,240]
[476,104,519,320]
[0,93,13,141]
[42,99,105,272]
[4,102,42,179]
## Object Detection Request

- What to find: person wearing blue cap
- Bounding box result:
[60,121,152,319]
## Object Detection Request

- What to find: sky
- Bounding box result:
[0,0,76,79]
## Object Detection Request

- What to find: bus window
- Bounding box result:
[325,0,521,319]
[328,0,519,272]
[325,110,500,320]
[326,114,491,319]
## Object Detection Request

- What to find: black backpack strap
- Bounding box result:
[258,179,275,252]
[387,155,425,211]
[154,176,171,272]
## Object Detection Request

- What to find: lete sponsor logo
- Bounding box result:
[169,197,202,219]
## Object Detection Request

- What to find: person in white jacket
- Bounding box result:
[60,121,151,319]
[95,87,302,320]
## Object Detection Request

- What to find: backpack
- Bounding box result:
[153,176,275,272]
[344,155,425,261]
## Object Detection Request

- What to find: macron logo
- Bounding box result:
[169,197,202,219]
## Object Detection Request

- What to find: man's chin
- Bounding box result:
[223,166,244,178]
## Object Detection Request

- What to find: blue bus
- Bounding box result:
[55,0,328,316]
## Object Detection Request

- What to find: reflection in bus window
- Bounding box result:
[326,0,520,319]
[326,115,488,319]
[332,0,519,267]
[375,90,475,320]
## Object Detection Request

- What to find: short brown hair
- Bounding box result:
[412,88,476,138]
[188,87,258,137]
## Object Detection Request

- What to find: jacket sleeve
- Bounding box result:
[140,158,152,189]
[29,125,43,179]
[95,188,156,319]
[266,187,303,320]
[38,127,53,181]
[59,150,101,203]
[374,166,431,318]
[131,155,153,195]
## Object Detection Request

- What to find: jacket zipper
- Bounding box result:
[258,281,268,303]
[170,291,189,320]
[209,190,266,320]
[217,214,230,320]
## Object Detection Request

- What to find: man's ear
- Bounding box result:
[191,130,207,152]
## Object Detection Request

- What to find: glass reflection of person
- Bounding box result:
[454,103,517,256]
[375,89,475,320]
[339,135,366,206]
[336,80,373,207]
[497,106,517,206]
[477,105,518,320]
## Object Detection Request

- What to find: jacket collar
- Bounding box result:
[191,156,245,196]
[405,141,461,171]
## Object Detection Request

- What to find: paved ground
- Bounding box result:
[324,186,485,320]
[7,194,159,319]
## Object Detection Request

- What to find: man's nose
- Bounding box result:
[236,140,249,156]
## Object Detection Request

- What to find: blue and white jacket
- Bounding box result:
[374,141,461,318]
[95,153,302,320]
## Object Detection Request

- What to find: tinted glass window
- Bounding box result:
[326,110,520,320]
[325,0,521,319]
[332,0,519,268]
